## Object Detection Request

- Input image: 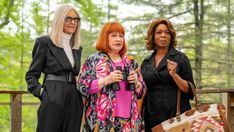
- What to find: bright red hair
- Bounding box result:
[96,22,127,55]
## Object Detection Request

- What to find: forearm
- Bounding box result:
[98,77,106,89]
[171,74,189,93]
[88,75,111,94]
[25,72,42,97]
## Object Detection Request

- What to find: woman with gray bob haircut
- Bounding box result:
[25,4,83,131]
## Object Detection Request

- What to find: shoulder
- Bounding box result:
[176,50,189,61]
[170,47,188,60]
[83,52,108,68]
[142,51,155,62]
[34,35,51,47]
[88,52,103,58]
[125,54,134,61]
[123,54,135,63]
[86,52,106,61]
[172,48,191,67]
[36,35,50,43]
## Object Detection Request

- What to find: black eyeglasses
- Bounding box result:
[65,16,80,23]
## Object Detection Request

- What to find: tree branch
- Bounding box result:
[0,0,15,29]
[168,9,193,19]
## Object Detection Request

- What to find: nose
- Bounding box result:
[115,37,120,41]
[161,32,167,36]
[70,19,77,24]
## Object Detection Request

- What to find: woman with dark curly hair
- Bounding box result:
[141,18,195,131]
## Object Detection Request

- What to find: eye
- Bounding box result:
[111,34,117,37]
[155,30,170,35]
[164,31,170,34]
[155,31,162,35]
[65,16,80,23]
[119,34,124,38]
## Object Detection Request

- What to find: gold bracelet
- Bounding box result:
[136,81,141,89]
[103,77,105,87]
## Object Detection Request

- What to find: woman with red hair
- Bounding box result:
[79,22,145,131]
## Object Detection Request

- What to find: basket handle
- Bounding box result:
[187,81,198,108]
[176,81,198,116]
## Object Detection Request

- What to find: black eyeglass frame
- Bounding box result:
[65,16,80,23]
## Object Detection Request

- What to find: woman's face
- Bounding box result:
[154,24,171,49]
[108,32,124,53]
[63,9,79,34]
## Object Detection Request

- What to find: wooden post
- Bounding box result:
[10,93,22,132]
[222,93,228,117]
[227,92,234,131]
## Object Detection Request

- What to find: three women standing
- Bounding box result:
[26,5,194,132]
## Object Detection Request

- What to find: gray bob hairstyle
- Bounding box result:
[49,4,81,49]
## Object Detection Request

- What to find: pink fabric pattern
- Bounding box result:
[79,52,145,131]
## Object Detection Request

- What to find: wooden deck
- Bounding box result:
[0,88,234,132]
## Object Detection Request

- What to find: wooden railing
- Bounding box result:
[0,90,39,132]
[0,88,234,132]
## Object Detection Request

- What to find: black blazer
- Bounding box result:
[141,47,194,128]
[25,35,82,98]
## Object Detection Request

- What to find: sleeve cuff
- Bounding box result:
[88,79,99,94]
[31,87,42,98]
[40,87,44,95]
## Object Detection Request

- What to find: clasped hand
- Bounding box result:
[167,59,177,77]
[106,70,138,84]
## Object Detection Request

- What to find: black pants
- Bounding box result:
[37,81,83,132]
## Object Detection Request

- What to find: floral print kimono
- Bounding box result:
[79,52,145,132]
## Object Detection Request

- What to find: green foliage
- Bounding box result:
[80,29,96,64]
[0,0,21,28]
[0,95,10,132]
[76,0,104,26]
[22,105,38,131]
[0,106,10,132]
[31,1,48,35]
[0,0,234,131]
[0,31,31,89]
[0,94,39,131]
